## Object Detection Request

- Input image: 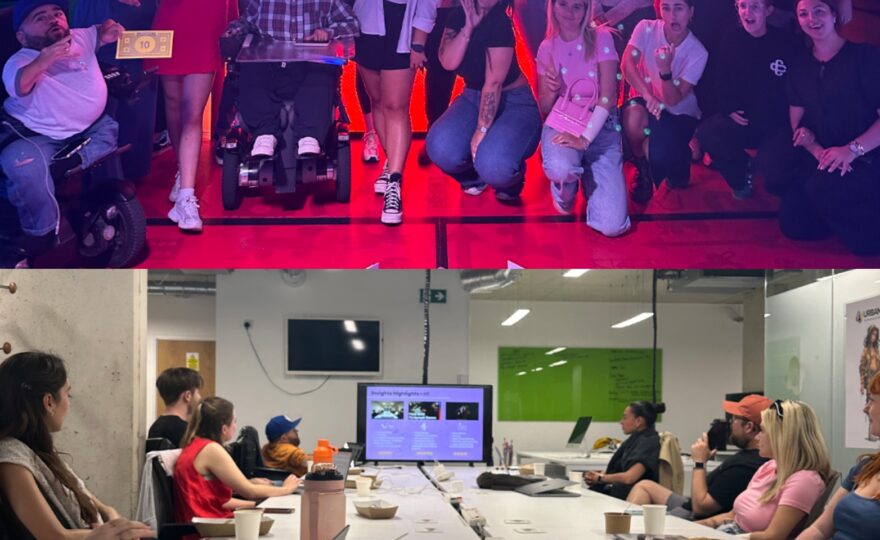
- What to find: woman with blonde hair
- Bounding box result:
[797,372,880,539]
[537,0,631,236]
[174,397,300,527]
[698,400,831,539]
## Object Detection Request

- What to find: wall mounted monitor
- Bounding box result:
[285,318,381,376]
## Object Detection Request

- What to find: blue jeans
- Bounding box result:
[0,114,118,236]
[426,86,541,196]
[541,119,631,237]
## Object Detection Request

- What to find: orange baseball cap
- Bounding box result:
[722,395,773,426]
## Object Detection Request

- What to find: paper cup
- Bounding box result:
[643,504,667,535]
[532,462,546,476]
[306,460,314,473]
[234,509,263,540]
[355,476,372,497]
[604,512,631,534]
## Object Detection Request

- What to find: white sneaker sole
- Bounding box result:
[381,211,402,225]
[168,207,203,232]
[374,180,387,194]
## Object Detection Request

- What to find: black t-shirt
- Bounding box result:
[148,415,188,448]
[715,25,800,131]
[788,41,880,157]
[446,3,522,90]
[604,428,660,500]
[683,448,767,516]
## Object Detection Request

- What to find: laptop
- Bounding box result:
[515,478,580,497]
[565,416,593,454]
[293,449,353,494]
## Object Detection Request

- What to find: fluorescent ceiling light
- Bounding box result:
[351,339,365,351]
[611,312,654,329]
[517,371,527,376]
[545,347,567,355]
[344,320,357,333]
[501,309,531,326]
[549,360,567,367]
[563,269,590,278]
[533,367,544,372]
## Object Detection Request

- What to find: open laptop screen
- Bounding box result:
[566,416,592,447]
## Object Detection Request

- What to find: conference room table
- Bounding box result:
[206,465,740,539]
[516,451,723,497]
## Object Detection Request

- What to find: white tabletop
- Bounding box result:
[449,467,741,540]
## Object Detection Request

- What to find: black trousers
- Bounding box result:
[424,7,457,128]
[764,135,880,256]
[237,62,337,143]
[695,114,786,191]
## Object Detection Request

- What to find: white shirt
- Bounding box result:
[2,27,107,140]
[627,19,708,118]
[353,0,438,53]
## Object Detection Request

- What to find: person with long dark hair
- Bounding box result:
[0,351,155,539]
[173,397,300,524]
[583,401,665,499]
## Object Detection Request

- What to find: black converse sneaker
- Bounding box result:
[381,173,403,225]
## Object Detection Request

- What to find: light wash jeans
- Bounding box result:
[426,86,541,197]
[0,114,118,236]
[540,115,631,237]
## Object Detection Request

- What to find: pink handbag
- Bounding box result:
[545,77,599,137]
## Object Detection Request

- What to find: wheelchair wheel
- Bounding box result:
[335,137,351,203]
[222,150,244,211]
[78,196,146,268]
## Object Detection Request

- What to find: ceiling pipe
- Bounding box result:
[460,270,521,293]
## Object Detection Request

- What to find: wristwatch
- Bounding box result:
[659,71,673,81]
[411,43,426,53]
[694,462,706,470]
[849,139,866,156]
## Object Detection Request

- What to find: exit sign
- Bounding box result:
[419,289,447,303]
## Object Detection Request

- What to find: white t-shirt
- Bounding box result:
[2,27,107,140]
[627,18,707,118]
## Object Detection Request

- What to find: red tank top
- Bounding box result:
[174,437,233,524]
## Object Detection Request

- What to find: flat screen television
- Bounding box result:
[356,383,493,463]
[285,318,382,376]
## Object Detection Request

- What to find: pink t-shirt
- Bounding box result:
[732,460,825,535]
[536,27,619,106]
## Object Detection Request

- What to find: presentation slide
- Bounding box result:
[364,385,485,461]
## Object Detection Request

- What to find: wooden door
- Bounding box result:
[155,339,216,418]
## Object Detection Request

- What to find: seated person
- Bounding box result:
[425,0,542,203]
[1,1,124,258]
[695,0,798,199]
[698,400,830,540]
[0,351,155,540]
[238,0,359,158]
[593,0,656,56]
[627,394,772,520]
[767,0,849,29]
[174,397,300,524]
[769,0,880,256]
[147,367,203,448]
[621,0,708,204]
[261,415,310,477]
[797,372,880,540]
[583,401,664,500]
[537,0,631,237]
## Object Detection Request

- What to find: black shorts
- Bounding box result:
[355,0,410,71]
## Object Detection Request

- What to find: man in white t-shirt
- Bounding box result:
[0,0,124,259]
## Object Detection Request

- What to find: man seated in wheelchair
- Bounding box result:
[0,0,124,253]
[238,0,359,159]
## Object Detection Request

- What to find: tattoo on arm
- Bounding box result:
[479,90,498,128]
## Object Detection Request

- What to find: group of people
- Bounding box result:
[1,350,880,538]
[580,391,880,539]
[0,0,877,254]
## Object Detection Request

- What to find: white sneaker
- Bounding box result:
[362,130,379,163]
[251,134,277,158]
[168,170,181,203]
[297,136,321,157]
[168,195,203,232]
[374,160,390,194]
[381,176,402,225]
[463,184,487,196]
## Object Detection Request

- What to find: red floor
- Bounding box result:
[135,139,880,269]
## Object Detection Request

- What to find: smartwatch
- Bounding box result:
[411,43,426,53]
[694,462,706,470]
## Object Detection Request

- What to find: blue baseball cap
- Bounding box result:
[13,1,69,32]
[265,415,301,443]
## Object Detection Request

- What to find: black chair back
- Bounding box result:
[146,438,175,453]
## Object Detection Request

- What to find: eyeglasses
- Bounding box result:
[772,399,784,419]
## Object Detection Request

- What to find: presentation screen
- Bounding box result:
[356,383,493,463]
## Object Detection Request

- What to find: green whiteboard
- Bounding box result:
[498,347,663,421]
